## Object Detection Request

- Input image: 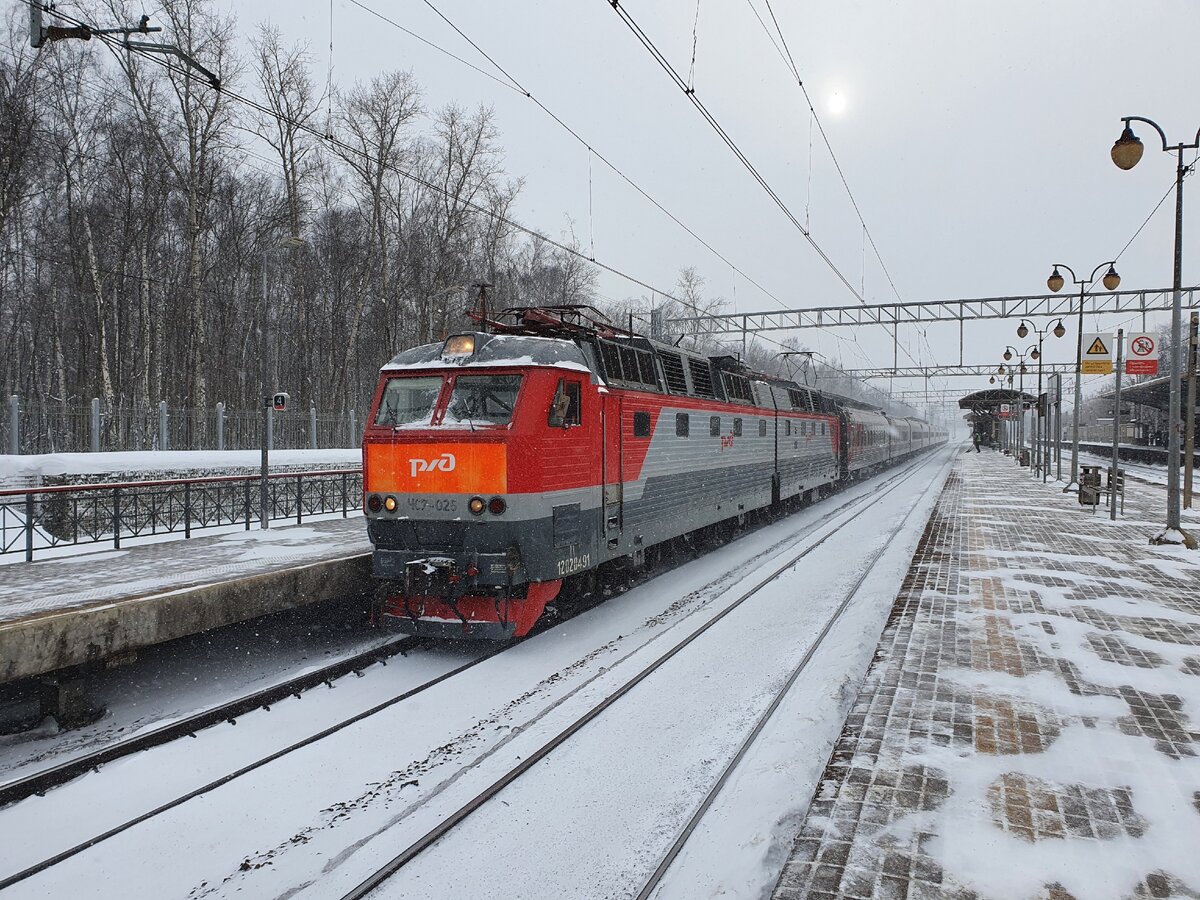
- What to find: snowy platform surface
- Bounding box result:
[0,517,370,626]
[0,518,372,682]
[773,449,1200,900]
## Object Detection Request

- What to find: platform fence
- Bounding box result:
[0,468,363,561]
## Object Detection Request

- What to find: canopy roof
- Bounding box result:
[958,388,1035,411]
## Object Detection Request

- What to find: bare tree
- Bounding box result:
[328,69,421,409]
[107,0,241,414]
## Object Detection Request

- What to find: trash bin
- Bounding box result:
[1079,465,1102,506]
[1019,449,1030,467]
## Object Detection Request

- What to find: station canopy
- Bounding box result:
[1097,375,1173,412]
[958,388,1035,414]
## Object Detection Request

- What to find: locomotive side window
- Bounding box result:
[376,376,443,426]
[676,413,690,437]
[759,419,767,437]
[548,379,582,428]
[446,375,522,426]
[733,418,743,436]
[785,420,791,437]
[633,411,651,437]
[709,416,720,437]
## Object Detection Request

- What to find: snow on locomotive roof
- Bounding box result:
[381,332,596,376]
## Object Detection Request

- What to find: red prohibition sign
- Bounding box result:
[1131,335,1155,357]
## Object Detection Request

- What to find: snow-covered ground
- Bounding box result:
[0,600,406,786]
[0,446,954,899]
[0,448,360,479]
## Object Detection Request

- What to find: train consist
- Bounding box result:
[362,306,946,639]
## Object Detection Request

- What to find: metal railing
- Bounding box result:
[1,469,363,561]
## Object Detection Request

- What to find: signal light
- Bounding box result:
[469,497,485,515]
[488,497,506,515]
[367,494,382,512]
[384,496,397,512]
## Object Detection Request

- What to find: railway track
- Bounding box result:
[0,451,940,895]
[0,638,506,892]
[336,449,948,899]
[0,636,419,809]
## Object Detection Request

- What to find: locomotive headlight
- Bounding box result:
[469,496,486,515]
[488,497,506,515]
[367,494,383,513]
[384,496,398,512]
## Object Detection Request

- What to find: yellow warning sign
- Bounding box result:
[1081,331,1113,374]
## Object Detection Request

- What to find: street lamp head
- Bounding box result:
[998,364,1006,374]
[1020,364,1027,374]
[990,375,996,384]
[1111,125,1144,170]
[1003,348,1013,361]
[1102,265,1121,291]
[1053,319,1066,338]
[1030,347,1040,360]
[1017,322,1029,339]
[1047,267,1065,293]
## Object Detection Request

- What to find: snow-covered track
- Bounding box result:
[0,636,420,810]
[0,638,506,892]
[634,457,942,898]
[336,451,942,900]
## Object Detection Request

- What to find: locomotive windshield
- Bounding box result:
[376,376,443,426]
[445,374,522,426]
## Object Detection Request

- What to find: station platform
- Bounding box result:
[0,518,372,684]
[773,448,1200,899]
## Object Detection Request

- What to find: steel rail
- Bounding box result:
[338,447,946,900]
[0,639,507,892]
[0,636,417,809]
[635,453,951,898]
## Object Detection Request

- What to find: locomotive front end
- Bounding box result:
[363,332,596,639]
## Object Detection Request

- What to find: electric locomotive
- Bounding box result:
[362,305,943,639]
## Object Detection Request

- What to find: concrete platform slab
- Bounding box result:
[0,518,372,683]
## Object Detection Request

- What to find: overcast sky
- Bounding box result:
[223,0,1198,409]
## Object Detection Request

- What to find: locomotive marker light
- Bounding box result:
[1046,261,1121,493]
[469,497,486,515]
[1111,114,1199,547]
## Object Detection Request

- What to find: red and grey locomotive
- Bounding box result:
[362,305,945,639]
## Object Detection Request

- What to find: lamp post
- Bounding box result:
[260,235,306,530]
[1001,346,1035,466]
[1046,262,1120,493]
[1111,115,1199,548]
[1017,319,1065,483]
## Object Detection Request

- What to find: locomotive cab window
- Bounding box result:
[633,411,651,437]
[548,379,582,428]
[446,374,522,426]
[376,376,443,427]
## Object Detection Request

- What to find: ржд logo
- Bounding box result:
[409,453,457,477]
